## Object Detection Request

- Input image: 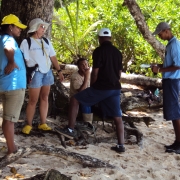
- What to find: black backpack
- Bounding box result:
[26,37,49,49]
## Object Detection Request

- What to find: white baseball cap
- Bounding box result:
[27,18,49,34]
[98,28,111,37]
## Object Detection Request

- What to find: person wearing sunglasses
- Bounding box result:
[20,18,64,134]
[0,14,27,154]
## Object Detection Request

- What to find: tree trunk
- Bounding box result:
[1,0,54,43]
[123,0,165,60]
[61,64,162,88]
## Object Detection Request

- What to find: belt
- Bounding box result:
[163,78,180,80]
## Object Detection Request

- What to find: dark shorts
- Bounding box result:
[74,87,122,117]
[162,79,180,120]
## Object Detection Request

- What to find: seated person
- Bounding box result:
[70,58,93,123]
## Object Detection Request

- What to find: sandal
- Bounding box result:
[38,123,52,131]
[22,125,32,134]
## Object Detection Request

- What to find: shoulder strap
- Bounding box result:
[26,37,31,49]
[26,37,49,49]
[42,37,49,45]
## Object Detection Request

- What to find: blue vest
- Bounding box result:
[0,35,26,91]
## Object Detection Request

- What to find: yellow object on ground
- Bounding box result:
[22,125,32,134]
[38,123,52,130]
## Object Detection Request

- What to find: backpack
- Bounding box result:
[26,37,49,49]
[24,37,49,84]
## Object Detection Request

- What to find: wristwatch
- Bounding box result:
[57,69,62,73]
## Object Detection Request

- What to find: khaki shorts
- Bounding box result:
[0,89,25,122]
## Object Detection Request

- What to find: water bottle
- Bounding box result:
[154,88,159,97]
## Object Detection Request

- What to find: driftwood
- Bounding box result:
[24,169,71,180]
[60,64,162,88]
[0,147,32,169]
[0,144,117,170]
[121,72,162,88]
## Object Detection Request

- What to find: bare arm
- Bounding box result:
[152,65,180,73]
[50,56,64,82]
[78,68,90,92]
[4,47,19,74]
[90,68,99,86]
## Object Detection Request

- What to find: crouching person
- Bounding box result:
[69,58,93,123]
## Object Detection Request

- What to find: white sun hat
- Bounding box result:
[27,18,49,34]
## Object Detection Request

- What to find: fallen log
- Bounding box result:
[60,64,162,88]
[0,147,32,169]
[31,144,117,169]
[23,169,71,180]
[0,144,117,169]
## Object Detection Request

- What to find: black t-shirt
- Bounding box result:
[92,41,122,90]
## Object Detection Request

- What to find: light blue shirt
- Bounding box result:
[163,37,180,79]
[0,35,26,91]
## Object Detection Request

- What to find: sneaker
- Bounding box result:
[164,140,179,149]
[111,145,125,153]
[54,127,77,139]
[75,121,95,133]
[165,144,180,154]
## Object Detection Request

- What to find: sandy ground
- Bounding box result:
[0,84,180,179]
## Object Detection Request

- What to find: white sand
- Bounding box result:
[0,81,180,179]
[0,106,180,180]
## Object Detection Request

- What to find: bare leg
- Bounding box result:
[26,88,41,126]
[2,119,17,154]
[39,86,50,124]
[68,96,79,129]
[172,119,180,142]
[113,117,124,145]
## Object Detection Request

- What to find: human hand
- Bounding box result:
[84,67,90,78]
[4,62,19,74]
[151,65,159,74]
[58,72,64,82]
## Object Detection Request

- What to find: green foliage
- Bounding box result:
[52,0,180,77]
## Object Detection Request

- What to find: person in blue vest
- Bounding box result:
[0,14,27,154]
[20,18,64,134]
[152,22,180,154]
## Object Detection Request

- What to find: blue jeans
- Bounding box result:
[28,69,54,88]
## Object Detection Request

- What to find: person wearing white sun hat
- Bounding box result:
[20,18,64,135]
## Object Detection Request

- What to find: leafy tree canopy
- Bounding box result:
[52,0,180,77]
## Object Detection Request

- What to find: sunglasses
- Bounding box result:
[40,25,46,29]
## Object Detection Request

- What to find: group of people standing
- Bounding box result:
[0,14,64,155]
[0,13,180,156]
